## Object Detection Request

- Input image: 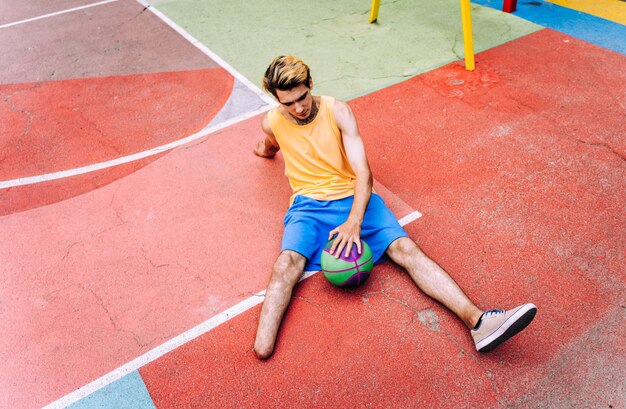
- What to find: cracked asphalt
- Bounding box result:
[0,0,624,408]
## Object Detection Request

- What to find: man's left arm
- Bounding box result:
[328,100,373,258]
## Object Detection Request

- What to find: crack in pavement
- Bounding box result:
[361,288,441,331]
[121,4,151,25]
[442,330,510,407]
[43,283,77,302]
[316,72,414,88]
[507,96,623,168]
[451,33,463,61]
[90,218,128,240]
[72,108,122,155]
[2,92,35,142]
[292,295,325,306]
[9,101,33,139]
[140,248,169,269]
[575,138,625,163]
[80,283,146,348]
[362,287,509,406]
[61,242,81,262]
[109,184,127,225]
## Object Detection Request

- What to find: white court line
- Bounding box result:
[43,211,423,409]
[15,2,417,406]
[0,0,119,29]
[398,210,423,226]
[43,289,268,409]
[0,0,276,189]
[0,107,270,189]
[136,0,276,107]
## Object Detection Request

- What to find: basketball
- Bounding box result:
[321,239,374,287]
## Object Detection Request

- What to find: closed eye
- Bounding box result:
[282,91,308,107]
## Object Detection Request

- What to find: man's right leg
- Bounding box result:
[254,250,307,359]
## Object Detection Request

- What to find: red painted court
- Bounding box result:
[0,1,624,408]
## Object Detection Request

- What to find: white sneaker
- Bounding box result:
[471,303,537,352]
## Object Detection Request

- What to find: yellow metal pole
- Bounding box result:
[369,0,381,23]
[459,0,475,71]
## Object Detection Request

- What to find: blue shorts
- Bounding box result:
[281,193,408,271]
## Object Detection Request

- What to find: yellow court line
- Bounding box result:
[546,0,626,24]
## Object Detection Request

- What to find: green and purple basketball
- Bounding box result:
[321,239,373,288]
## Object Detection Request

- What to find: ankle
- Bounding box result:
[467,309,484,329]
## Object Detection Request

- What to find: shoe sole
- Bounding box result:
[478,304,537,353]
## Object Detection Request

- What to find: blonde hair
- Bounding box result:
[262,55,311,98]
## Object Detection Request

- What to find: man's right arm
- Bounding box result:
[253,114,281,158]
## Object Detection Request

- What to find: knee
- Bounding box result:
[268,251,304,290]
[387,237,422,265]
[389,237,418,256]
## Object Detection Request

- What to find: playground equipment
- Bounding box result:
[503,0,518,12]
[369,0,476,71]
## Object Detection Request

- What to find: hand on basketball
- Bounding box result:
[328,220,362,258]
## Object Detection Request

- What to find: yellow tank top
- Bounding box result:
[268,96,356,204]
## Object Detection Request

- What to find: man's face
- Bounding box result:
[275,82,313,122]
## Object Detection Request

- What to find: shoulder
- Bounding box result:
[262,111,276,136]
[331,98,353,117]
[264,106,283,126]
[330,99,356,130]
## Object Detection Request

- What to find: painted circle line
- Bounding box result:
[0,0,277,190]
[0,107,271,189]
[42,210,422,409]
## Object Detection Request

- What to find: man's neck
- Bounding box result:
[287,96,320,126]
